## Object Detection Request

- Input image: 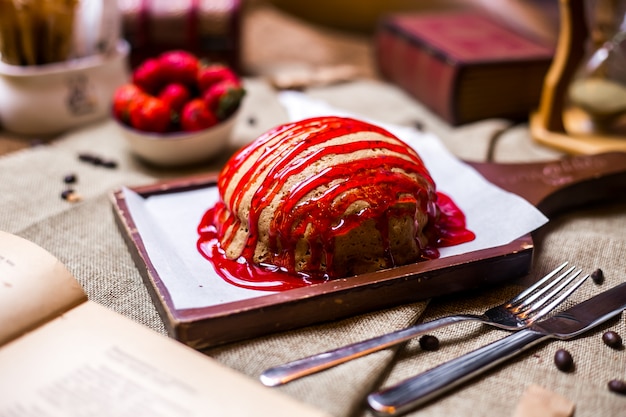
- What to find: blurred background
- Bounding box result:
[9,0,625,157]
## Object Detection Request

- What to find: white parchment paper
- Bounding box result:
[123,93,548,310]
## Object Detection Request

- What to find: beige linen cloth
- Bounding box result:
[1,77,625,417]
[2,3,626,415]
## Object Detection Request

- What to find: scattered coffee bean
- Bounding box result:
[247,116,257,126]
[78,152,118,169]
[100,160,118,169]
[602,331,623,349]
[608,379,626,395]
[92,156,105,165]
[414,120,424,131]
[60,188,82,202]
[590,268,604,285]
[78,153,97,163]
[418,335,439,351]
[554,349,574,372]
[63,173,77,184]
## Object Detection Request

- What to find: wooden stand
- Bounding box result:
[530,0,626,153]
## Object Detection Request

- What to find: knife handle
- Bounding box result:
[260,314,480,387]
[367,329,550,416]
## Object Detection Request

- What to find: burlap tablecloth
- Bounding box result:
[1,4,625,416]
[2,77,625,417]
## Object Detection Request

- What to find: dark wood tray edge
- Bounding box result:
[110,174,533,349]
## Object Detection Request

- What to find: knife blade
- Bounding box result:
[367,281,626,416]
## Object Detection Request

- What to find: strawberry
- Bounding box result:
[197,63,238,91]
[112,84,145,124]
[203,79,245,120]
[180,99,218,131]
[129,96,172,133]
[158,50,199,87]
[158,83,191,113]
[132,58,164,94]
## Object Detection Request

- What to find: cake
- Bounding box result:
[199,116,473,289]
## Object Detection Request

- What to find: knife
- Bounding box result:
[367,281,626,416]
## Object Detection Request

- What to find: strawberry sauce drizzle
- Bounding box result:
[198,116,475,291]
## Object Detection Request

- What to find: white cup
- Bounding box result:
[0,40,130,137]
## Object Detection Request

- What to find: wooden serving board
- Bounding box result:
[111,152,626,350]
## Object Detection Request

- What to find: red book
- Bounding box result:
[375,12,554,125]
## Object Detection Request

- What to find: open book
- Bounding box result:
[0,231,328,417]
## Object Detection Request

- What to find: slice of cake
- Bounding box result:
[198,116,474,290]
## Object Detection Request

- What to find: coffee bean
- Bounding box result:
[78,152,118,169]
[554,349,574,372]
[602,331,623,349]
[418,335,439,351]
[61,189,74,200]
[608,379,626,395]
[63,173,77,184]
[591,268,604,285]
[100,160,118,169]
[60,189,82,202]
[91,156,104,165]
[78,153,97,163]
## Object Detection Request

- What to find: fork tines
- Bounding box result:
[507,261,589,320]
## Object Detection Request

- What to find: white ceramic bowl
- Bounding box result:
[0,41,130,136]
[117,109,239,167]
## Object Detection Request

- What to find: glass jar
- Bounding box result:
[565,0,626,136]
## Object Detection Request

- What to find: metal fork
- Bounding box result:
[260,262,588,387]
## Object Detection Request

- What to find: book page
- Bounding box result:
[0,231,87,346]
[0,301,330,417]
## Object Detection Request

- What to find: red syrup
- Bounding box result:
[196,116,476,292]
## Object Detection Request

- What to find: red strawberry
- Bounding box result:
[158,50,199,86]
[129,96,172,133]
[197,64,238,91]
[203,79,245,120]
[158,83,190,112]
[132,58,164,94]
[112,84,144,124]
[180,99,218,131]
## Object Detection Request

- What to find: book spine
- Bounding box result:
[375,21,459,125]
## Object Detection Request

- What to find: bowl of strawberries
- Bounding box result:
[112,50,245,167]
